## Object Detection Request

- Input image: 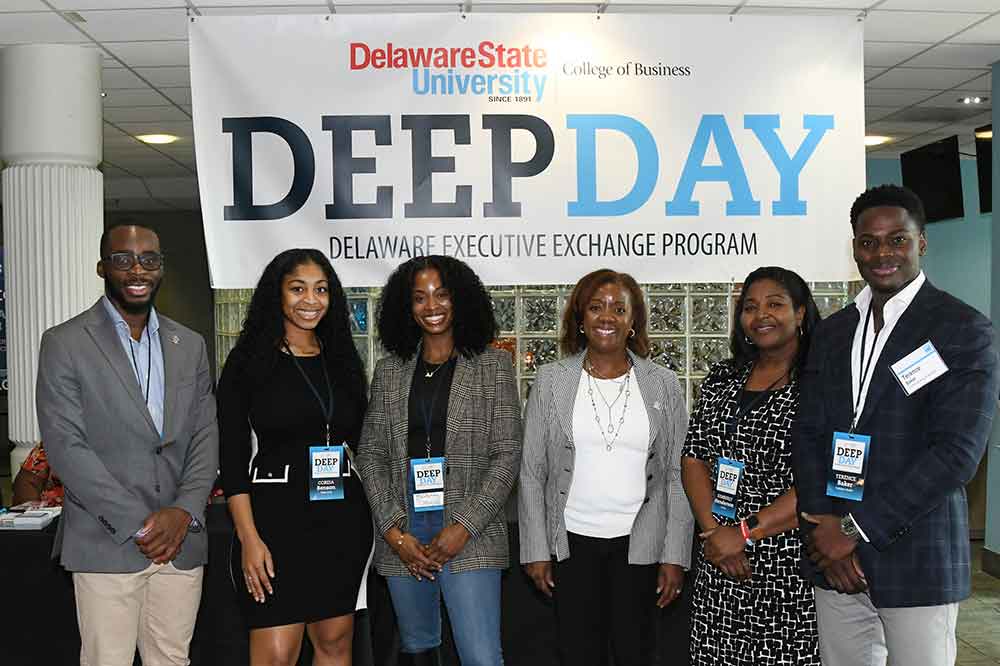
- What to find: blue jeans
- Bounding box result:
[386,564,504,666]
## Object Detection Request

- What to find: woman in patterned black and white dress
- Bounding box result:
[681,266,822,666]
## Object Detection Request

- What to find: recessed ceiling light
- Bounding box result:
[975,129,992,140]
[864,135,891,147]
[136,134,179,145]
[959,96,988,104]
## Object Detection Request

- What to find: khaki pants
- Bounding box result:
[814,586,958,666]
[73,562,204,666]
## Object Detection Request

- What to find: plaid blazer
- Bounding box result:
[356,347,522,576]
[518,351,694,568]
[793,280,999,607]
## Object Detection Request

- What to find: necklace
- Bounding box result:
[421,348,454,379]
[585,356,633,452]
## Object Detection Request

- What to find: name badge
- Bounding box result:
[825,432,870,501]
[711,457,744,519]
[411,457,445,512]
[309,445,346,501]
[890,341,949,396]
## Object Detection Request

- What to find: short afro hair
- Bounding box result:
[376,255,497,361]
[849,184,926,232]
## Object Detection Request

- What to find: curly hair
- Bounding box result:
[729,266,821,377]
[560,269,650,358]
[849,184,927,232]
[227,249,366,405]
[376,255,497,360]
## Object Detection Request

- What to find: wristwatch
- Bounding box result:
[840,514,861,540]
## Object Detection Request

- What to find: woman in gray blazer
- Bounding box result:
[518,268,693,666]
[357,255,522,666]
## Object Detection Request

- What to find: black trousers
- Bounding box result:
[552,532,657,666]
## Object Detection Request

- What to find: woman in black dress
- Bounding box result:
[218,249,373,666]
[681,266,822,666]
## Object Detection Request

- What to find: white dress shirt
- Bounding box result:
[847,271,925,541]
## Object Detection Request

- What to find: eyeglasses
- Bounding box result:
[102,252,165,271]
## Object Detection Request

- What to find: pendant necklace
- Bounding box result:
[585,355,633,452]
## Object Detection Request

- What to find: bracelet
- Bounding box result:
[739,519,754,546]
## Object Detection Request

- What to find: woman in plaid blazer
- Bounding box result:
[519,269,693,666]
[357,255,522,666]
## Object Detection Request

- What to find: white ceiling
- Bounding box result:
[0,0,998,210]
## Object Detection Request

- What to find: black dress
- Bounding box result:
[218,349,374,628]
[682,360,820,666]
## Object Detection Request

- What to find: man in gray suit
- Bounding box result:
[37,223,218,666]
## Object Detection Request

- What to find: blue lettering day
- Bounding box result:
[567,113,834,217]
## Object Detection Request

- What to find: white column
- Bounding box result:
[0,45,104,472]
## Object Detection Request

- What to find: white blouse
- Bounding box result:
[564,368,650,539]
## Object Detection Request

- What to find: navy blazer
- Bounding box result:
[793,280,999,608]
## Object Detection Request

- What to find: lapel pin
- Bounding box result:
[170,335,180,345]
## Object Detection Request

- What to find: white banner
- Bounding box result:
[190,13,864,288]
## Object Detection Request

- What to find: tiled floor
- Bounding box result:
[959,543,1000,665]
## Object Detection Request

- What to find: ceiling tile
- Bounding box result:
[738,6,859,15]
[0,1,50,10]
[904,43,1000,67]
[159,87,192,105]
[744,0,866,6]
[863,10,984,42]
[110,119,194,138]
[103,105,191,122]
[77,8,189,41]
[102,87,177,106]
[103,40,188,67]
[605,4,732,14]
[876,0,1000,11]
[949,14,1000,44]
[133,65,190,86]
[0,12,91,44]
[196,5,328,15]
[50,0,184,8]
[192,0,328,6]
[864,41,933,67]
[867,66,987,89]
[101,67,149,88]
[865,89,941,106]
[866,106,902,121]
[867,120,956,134]
[102,159,195,178]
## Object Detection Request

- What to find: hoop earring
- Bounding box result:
[798,325,803,338]
[579,326,585,334]
[745,334,754,346]
[629,328,636,338]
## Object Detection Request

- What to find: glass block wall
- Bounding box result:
[215,281,862,410]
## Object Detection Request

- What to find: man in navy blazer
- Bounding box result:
[792,184,999,665]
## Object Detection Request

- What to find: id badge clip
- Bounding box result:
[826,432,870,501]
[711,457,744,519]
[411,457,445,512]
[309,444,348,501]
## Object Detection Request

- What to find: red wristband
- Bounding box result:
[739,519,751,541]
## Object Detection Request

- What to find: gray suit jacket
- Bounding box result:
[518,352,694,567]
[37,299,219,573]
[357,347,523,576]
